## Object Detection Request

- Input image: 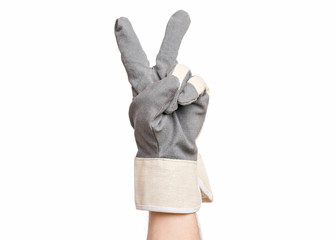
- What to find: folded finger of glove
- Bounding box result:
[129,75,180,129]
[165,63,210,114]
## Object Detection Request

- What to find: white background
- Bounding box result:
[1,0,336,239]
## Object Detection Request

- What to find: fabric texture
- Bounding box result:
[134,157,201,213]
[115,10,213,213]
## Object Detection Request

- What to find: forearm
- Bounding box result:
[147,212,201,240]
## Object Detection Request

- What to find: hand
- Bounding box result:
[115,10,212,213]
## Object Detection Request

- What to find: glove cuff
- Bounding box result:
[134,154,213,213]
[197,154,213,203]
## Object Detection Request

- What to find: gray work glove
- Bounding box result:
[115,10,213,213]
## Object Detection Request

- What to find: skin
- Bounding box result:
[147,212,201,240]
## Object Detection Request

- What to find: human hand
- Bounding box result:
[115,10,212,213]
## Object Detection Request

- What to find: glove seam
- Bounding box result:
[135,157,196,164]
[150,117,160,157]
[136,204,201,214]
[198,178,214,202]
[125,62,148,95]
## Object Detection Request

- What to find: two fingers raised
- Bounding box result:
[115,10,191,94]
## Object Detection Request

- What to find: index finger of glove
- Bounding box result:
[115,17,151,91]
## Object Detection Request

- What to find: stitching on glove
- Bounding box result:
[135,157,197,164]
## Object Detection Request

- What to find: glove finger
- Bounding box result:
[129,75,180,128]
[175,76,210,140]
[154,10,191,79]
[165,64,191,114]
[176,93,210,141]
[178,76,210,105]
[115,17,151,93]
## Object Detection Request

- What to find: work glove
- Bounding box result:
[115,10,213,213]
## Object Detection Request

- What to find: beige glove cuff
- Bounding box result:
[134,154,213,213]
